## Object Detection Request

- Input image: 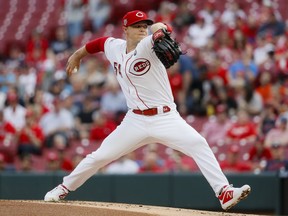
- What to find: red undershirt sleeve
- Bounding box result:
[85,37,109,54]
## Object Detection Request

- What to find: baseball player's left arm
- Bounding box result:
[151,22,173,33]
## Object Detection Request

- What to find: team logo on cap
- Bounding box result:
[129,58,151,76]
[136,12,144,17]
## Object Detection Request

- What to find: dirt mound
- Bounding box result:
[0,200,262,216]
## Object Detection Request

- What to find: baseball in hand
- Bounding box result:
[73,67,78,73]
[151,22,167,33]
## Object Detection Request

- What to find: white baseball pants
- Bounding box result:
[63,110,229,195]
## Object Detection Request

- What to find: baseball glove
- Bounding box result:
[152,29,182,69]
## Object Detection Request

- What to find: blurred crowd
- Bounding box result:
[0,0,288,174]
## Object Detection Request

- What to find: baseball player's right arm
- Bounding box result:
[66,46,88,76]
[66,36,109,76]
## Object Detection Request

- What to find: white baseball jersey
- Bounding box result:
[104,35,176,111]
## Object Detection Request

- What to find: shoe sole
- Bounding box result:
[44,197,61,202]
[225,187,251,211]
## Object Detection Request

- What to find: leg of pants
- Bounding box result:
[63,113,151,191]
[148,111,229,195]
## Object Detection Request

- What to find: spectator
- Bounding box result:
[185,55,208,116]
[275,35,288,78]
[105,153,139,174]
[255,71,274,104]
[71,149,85,169]
[258,101,278,135]
[216,31,234,65]
[0,110,17,164]
[4,43,25,70]
[25,28,49,66]
[165,149,198,173]
[100,82,127,118]
[253,36,275,67]
[69,73,87,115]
[83,58,106,86]
[46,151,61,172]
[247,135,272,172]
[226,109,257,144]
[257,9,285,38]
[187,14,216,49]
[204,61,238,114]
[16,109,44,157]
[206,56,229,87]
[201,104,232,145]
[89,110,117,142]
[17,64,37,101]
[27,88,51,122]
[3,91,26,130]
[17,154,33,172]
[177,55,198,114]
[264,143,288,172]
[75,95,97,141]
[64,0,86,41]
[228,17,248,51]
[85,83,103,111]
[53,70,73,100]
[139,151,165,173]
[167,62,184,108]
[59,149,74,172]
[219,145,252,173]
[45,150,74,172]
[278,78,288,104]
[228,52,258,86]
[220,2,246,27]
[0,153,7,171]
[264,116,288,148]
[172,1,195,31]
[233,81,263,116]
[39,97,75,149]
[241,16,258,44]
[198,2,220,25]
[0,63,17,94]
[76,95,97,126]
[154,1,176,24]
[88,0,112,32]
[50,26,73,55]
[259,43,279,77]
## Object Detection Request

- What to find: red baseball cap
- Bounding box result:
[122,10,153,27]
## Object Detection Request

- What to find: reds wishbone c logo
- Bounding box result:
[129,58,151,76]
[136,12,144,17]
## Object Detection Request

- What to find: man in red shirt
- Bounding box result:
[89,111,117,142]
[226,109,257,143]
[220,145,252,173]
[138,151,165,173]
[0,110,17,164]
[248,135,272,172]
[16,110,44,157]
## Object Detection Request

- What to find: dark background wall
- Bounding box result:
[0,172,286,215]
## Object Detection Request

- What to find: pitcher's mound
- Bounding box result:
[0,200,261,216]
